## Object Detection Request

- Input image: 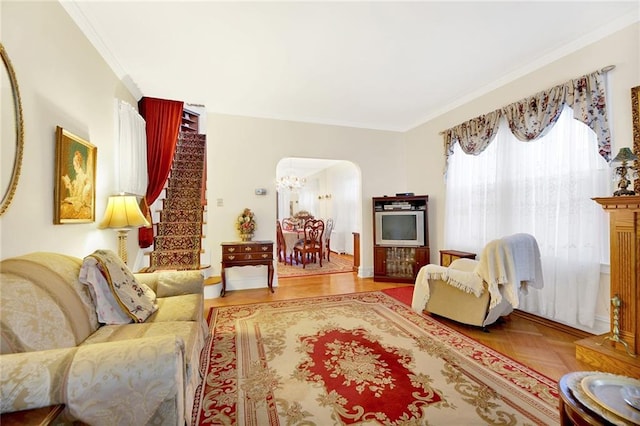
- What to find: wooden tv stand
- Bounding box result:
[372,195,430,283]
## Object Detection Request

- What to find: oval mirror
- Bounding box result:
[0,43,24,216]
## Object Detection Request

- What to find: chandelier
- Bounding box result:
[277,175,306,191]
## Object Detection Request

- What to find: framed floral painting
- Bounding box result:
[54,126,97,224]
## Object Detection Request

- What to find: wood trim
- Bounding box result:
[0,404,65,426]
[592,195,640,210]
[512,310,592,340]
[632,86,639,195]
[576,334,640,377]
[352,232,360,272]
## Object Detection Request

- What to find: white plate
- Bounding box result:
[567,372,629,426]
[581,374,640,425]
[621,386,640,410]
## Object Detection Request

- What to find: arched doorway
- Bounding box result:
[275,157,361,274]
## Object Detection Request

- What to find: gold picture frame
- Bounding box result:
[54,126,96,224]
[632,86,640,195]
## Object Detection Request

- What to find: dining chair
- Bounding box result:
[276,220,289,264]
[293,219,324,268]
[323,218,335,261]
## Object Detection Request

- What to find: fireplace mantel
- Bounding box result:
[575,196,640,377]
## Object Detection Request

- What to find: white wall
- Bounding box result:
[404,22,640,333]
[0,2,138,262]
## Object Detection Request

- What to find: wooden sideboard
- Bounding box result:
[439,250,476,267]
[220,241,274,297]
[575,196,640,377]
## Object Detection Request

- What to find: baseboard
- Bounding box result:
[512,310,593,339]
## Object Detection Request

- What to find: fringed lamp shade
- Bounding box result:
[99,194,150,263]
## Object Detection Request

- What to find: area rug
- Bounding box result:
[381,285,414,306]
[192,292,559,425]
[276,253,354,278]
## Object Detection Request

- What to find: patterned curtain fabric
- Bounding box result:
[443,69,612,169]
[565,71,611,160]
[444,110,501,157]
[503,85,565,141]
[137,97,184,248]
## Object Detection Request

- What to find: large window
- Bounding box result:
[444,106,609,330]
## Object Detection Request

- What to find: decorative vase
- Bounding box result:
[240,233,253,242]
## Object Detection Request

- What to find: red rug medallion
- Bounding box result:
[297,327,442,423]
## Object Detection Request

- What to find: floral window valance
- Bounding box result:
[443,69,612,166]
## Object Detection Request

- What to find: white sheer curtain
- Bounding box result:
[116,100,147,195]
[444,106,609,329]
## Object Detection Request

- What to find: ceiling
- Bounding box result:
[62,1,638,132]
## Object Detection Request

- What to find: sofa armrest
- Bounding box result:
[1,348,77,413]
[66,335,185,426]
[135,270,203,298]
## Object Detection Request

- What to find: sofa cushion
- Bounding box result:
[146,293,204,323]
[0,272,79,353]
[154,270,204,297]
[0,253,99,353]
[82,250,157,323]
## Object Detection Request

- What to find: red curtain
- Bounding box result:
[137,97,184,248]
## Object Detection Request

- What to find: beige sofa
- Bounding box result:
[0,251,207,425]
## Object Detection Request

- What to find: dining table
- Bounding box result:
[282,229,303,253]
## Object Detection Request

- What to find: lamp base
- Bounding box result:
[614,188,636,196]
[116,229,129,264]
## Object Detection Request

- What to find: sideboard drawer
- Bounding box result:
[222,242,273,254]
[222,252,273,261]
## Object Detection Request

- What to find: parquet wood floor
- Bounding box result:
[205,256,593,382]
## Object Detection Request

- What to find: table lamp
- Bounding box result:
[99,194,150,264]
[611,147,639,196]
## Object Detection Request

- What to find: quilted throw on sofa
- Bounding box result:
[80,249,158,323]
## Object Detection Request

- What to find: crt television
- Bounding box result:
[374,210,425,246]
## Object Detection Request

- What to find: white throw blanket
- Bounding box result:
[411,234,544,314]
[474,233,544,309]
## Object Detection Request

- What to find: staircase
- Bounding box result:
[147,132,206,271]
